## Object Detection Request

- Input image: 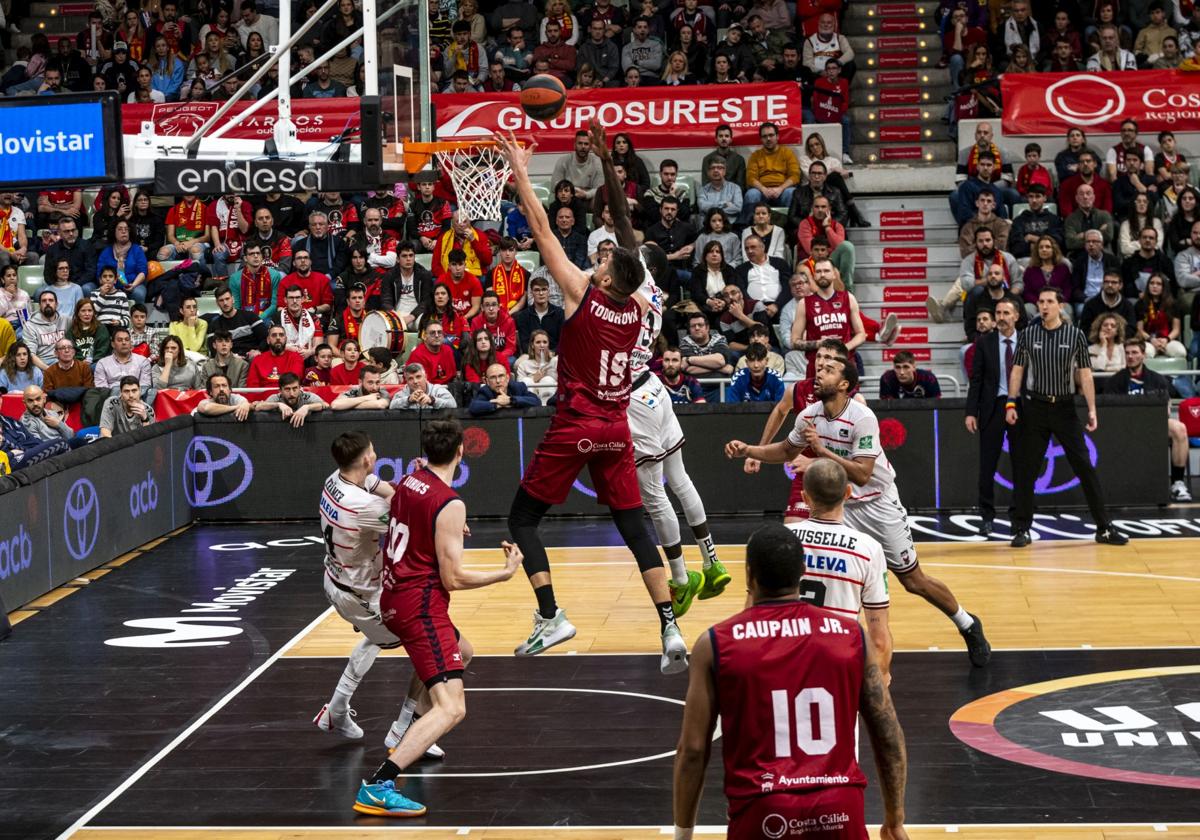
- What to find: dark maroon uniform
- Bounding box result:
[710,600,869,839]
[803,290,856,375]
[380,468,464,686]
[785,379,819,520]
[520,285,643,509]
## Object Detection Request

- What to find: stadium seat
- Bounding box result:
[516,251,541,272]
[415,253,433,270]
[1144,356,1189,374]
[196,295,220,317]
[531,183,552,207]
[18,265,42,297]
[1012,202,1057,217]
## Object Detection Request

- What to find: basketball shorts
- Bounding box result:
[629,376,685,466]
[843,484,918,574]
[323,574,402,648]
[380,586,464,687]
[520,410,641,510]
[727,788,867,840]
[784,473,810,521]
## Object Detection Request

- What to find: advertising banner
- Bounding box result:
[433,82,804,153]
[1002,70,1200,135]
[122,97,361,142]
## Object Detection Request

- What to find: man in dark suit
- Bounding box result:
[965,297,1023,534]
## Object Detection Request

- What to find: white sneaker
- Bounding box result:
[313,704,362,739]
[1171,480,1192,502]
[842,152,854,165]
[925,296,946,323]
[878,313,900,345]
[660,623,689,675]
[385,717,445,759]
[514,608,577,656]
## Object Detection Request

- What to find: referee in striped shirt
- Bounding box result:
[1005,287,1128,548]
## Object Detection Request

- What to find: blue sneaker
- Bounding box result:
[353,779,427,817]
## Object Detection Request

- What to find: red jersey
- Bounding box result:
[277,270,333,311]
[319,202,359,237]
[791,376,817,416]
[382,467,461,600]
[556,285,641,418]
[710,600,867,811]
[246,349,305,387]
[438,271,483,318]
[407,342,458,384]
[803,290,855,374]
[330,362,362,386]
[469,310,518,365]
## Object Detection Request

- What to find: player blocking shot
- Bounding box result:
[726,356,993,668]
[585,121,730,618]
[315,432,433,745]
[493,129,691,674]
[354,420,524,818]
[672,524,910,840]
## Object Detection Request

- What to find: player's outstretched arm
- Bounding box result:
[673,631,717,838]
[435,499,523,590]
[493,131,591,315]
[860,642,908,839]
[587,121,637,251]
[725,437,801,464]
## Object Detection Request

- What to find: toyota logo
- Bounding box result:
[63,478,100,561]
[184,436,254,508]
[1044,75,1126,127]
[996,434,1098,494]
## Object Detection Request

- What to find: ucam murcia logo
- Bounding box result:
[105,567,296,648]
[1044,75,1126,126]
[951,665,1200,790]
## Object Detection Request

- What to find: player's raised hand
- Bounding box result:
[588,120,609,159]
[801,420,823,454]
[500,540,524,577]
[492,130,536,171]
[743,456,761,474]
[725,440,750,459]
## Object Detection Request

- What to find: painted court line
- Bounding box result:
[72,822,1200,831]
[56,607,336,840]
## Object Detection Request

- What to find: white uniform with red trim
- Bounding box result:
[787,399,917,573]
[318,470,401,646]
[627,271,683,463]
[785,517,890,618]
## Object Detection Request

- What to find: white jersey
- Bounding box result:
[319,470,390,595]
[788,398,896,503]
[629,265,664,380]
[786,517,889,619]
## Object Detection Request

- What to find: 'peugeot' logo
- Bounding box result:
[184,436,254,507]
[63,478,100,560]
[1044,75,1126,127]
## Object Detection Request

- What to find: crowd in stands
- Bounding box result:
[940,0,1200,133]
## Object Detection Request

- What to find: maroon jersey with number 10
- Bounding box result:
[803,290,856,374]
[710,599,867,814]
[555,285,642,419]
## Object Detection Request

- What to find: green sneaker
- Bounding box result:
[698,559,732,600]
[668,570,703,618]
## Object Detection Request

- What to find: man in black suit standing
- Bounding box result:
[965,298,1022,535]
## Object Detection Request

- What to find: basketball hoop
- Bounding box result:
[401,139,517,221]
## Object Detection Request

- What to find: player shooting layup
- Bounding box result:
[353,419,524,818]
[493,129,691,674]
[726,355,993,668]
[672,524,909,840]
[585,122,730,619]
[315,433,445,757]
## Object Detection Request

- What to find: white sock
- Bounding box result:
[696,533,718,570]
[330,638,380,715]
[666,549,688,585]
[950,607,973,631]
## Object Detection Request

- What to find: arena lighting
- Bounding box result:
[869,130,877,139]
[867,41,875,49]
[868,94,876,102]
[868,113,877,121]
[867,77,875,85]
[868,58,876,66]
[922,75,930,82]
[925,129,933,137]
[867,24,875,32]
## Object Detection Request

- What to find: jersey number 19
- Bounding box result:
[597,349,629,387]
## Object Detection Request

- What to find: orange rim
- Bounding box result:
[400,139,510,174]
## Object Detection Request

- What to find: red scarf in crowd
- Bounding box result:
[967,142,1002,182]
[239,266,274,316]
[974,251,1009,285]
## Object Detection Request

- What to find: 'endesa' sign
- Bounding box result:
[433,82,803,152]
[1002,70,1200,134]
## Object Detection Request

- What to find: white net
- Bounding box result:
[436,144,512,221]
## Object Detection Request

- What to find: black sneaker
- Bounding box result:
[978,519,993,537]
[1095,527,1129,546]
[959,613,991,667]
[1010,529,1031,548]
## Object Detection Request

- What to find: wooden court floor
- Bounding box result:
[42,536,1200,840]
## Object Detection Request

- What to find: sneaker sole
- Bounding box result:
[352,802,427,818]
[514,624,577,657]
[661,648,689,675]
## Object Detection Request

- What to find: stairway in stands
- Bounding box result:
[838,3,964,394]
[848,197,964,397]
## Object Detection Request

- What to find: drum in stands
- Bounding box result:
[360,310,406,353]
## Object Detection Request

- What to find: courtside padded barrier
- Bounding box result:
[0,397,1168,609]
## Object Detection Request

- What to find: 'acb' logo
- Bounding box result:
[0,524,33,580]
[129,470,159,518]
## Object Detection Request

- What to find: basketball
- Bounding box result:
[146,260,165,281]
[519,74,567,121]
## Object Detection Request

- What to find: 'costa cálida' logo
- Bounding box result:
[950,666,1200,790]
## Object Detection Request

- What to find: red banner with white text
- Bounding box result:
[1002,70,1200,135]
[433,82,803,153]
[121,98,362,142]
